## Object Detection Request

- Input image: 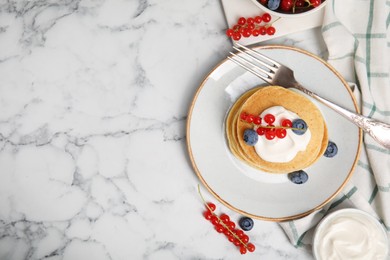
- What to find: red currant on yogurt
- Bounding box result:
[276,128,287,138]
[265,128,276,140]
[281,119,293,127]
[256,127,266,136]
[264,114,275,124]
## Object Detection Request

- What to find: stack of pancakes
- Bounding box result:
[226,86,328,173]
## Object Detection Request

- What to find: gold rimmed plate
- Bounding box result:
[186,45,361,221]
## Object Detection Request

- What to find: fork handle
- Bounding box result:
[295,83,390,149]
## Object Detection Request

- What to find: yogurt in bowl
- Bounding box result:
[313,208,389,260]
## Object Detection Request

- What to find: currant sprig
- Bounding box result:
[226,13,280,41]
[240,111,305,140]
[198,185,256,254]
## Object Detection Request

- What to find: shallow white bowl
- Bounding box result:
[250,0,326,18]
[313,208,389,260]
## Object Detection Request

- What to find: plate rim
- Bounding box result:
[186,45,362,221]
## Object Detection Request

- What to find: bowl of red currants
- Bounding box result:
[251,0,326,17]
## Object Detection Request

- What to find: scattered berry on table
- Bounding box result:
[238,217,254,231]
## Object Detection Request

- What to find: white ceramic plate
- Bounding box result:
[187,45,361,221]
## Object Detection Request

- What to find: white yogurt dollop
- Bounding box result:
[314,210,388,260]
[254,106,311,163]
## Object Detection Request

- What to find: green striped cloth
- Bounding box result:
[280,0,390,248]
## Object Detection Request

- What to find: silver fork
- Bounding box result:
[228,42,390,149]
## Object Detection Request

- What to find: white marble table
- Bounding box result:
[0,1,328,259]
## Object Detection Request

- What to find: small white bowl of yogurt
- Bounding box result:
[313,208,389,260]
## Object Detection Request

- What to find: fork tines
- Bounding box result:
[228,42,280,84]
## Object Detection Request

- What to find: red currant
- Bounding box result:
[253,116,261,125]
[262,13,271,23]
[240,246,247,254]
[259,0,268,4]
[242,234,249,243]
[237,17,246,25]
[310,0,321,7]
[295,0,305,7]
[266,26,275,35]
[220,213,230,223]
[242,28,252,38]
[226,29,234,37]
[246,17,255,24]
[256,127,266,136]
[224,228,232,237]
[276,128,287,138]
[207,202,216,211]
[246,115,254,123]
[203,210,212,220]
[259,26,267,35]
[228,236,234,242]
[252,29,260,36]
[215,224,224,233]
[264,114,275,124]
[210,215,218,225]
[280,0,293,11]
[240,112,248,120]
[232,32,241,41]
[281,119,292,127]
[265,128,276,140]
[235,229,245,238]
[233,239,241,246]
[227,221,236,229]
[247,243,256,252]
[254,16,262,23]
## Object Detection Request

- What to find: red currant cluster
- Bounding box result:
[203,202,256,254]
[258,0,322,14]
[240,112,293,140]
[226,13,277,41]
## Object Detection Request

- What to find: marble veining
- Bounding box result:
[0,0,327,259]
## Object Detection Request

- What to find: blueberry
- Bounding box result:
[288,170,308,184]
[324,141,338,158]
[243,129,258,146]
[267,0,280,10]
[292,119,308,135]
[238,217,254,231]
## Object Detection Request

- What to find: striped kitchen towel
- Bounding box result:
[280,0,390,248]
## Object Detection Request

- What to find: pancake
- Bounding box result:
[226,86,328,173]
